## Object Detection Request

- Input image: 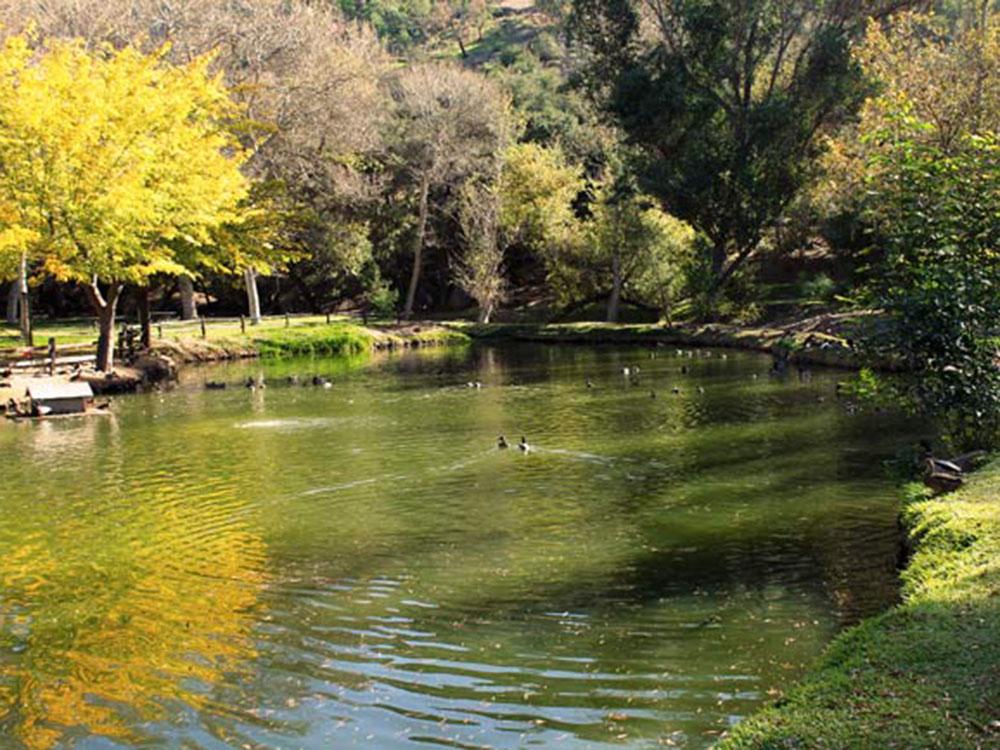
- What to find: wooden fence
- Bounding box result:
[0,313,337,371]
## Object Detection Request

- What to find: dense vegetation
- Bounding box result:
[0,0,997,444]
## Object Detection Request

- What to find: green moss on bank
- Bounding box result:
[720,462,1000,749]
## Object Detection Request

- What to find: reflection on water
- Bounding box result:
[0,344,917,748]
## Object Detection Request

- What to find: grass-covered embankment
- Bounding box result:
[149,321,469,363]
[720,462,1000,749]
[1,315,469,363]
[454,315,864,369]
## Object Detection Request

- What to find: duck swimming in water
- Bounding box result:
[497,435,509,450]
[518,436,531,453]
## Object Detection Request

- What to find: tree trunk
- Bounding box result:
[178,274,197,320]
[711,240,727,280]
[245,268,262,325]
[403,177,431,320]
[136,285,151,350]
[478,302,493,325]
[607,252,623,323]
[17,253,31,346]
[6,281,18,325]
[86,280,122,372]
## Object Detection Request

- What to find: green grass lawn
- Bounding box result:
[2,315,470,362]
[0,315,357,350]
[720,463,1000,749]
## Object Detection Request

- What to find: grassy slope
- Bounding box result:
[720,464,1000,749]
[1,316,468,359]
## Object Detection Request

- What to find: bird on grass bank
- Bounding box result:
[497,435,509,450]
[919,440,987,495]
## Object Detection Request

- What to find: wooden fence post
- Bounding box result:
[285,313,290,328]
[240,315,246,334]
[48,337,56,375]
[157,324,163,340]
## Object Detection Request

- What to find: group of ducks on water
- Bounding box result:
[497,435,531,452]
[205,374,333,391]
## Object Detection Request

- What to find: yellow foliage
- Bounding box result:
[817,10,1000,214]
[0,32,251,286]
[499,142,583,253]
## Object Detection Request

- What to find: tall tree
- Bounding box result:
[570,0,927,306]
[0,36,250,370]
[1,0,390,319]
[455,181,505,323]
[385,63,511,319]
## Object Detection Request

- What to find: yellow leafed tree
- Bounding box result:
[0,33,250,369]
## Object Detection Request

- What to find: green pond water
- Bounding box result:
[0,343,919,749]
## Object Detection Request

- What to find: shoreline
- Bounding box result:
[452,316,867,371]
[1,322,469,400]
[718,462,1000,749]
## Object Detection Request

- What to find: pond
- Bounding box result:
[0,344,918,749]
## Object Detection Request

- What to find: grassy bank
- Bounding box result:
[150,321,468,363]
[1,315,469,363]
[455,316,863,369]
[720,462,1000,749]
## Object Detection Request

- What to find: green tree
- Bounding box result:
[455,180,505,323]
[499,142,583,255]
[863,124,1000,448]
[570,0,924,309]
[385,62,511,319]
[549,184,696,323]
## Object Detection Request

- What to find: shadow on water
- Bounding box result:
[0,343,921,749]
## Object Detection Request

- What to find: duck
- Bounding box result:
[697,386,706,394]
[923,458,963,494]
[287,375,301,385]
[497,435,509,450]
[586,378,595,389]
[518,436,531,453]
[672,387,682,395]
[650,390,657,399]
[622,367,632,377]
[205,381,227,391]
[312,375,330,387]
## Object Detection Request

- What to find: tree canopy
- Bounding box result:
[0,34,251,369]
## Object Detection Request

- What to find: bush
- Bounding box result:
[862,130,1000,449]
[797,272,837,302]
[529,31,563,63]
